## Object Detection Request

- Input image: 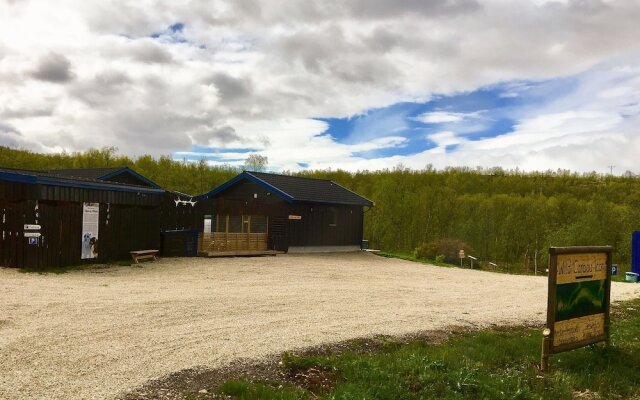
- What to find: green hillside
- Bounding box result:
[2,146,638,271]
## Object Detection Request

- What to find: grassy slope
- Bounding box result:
[210,297,640,400]
[378,250,634,281]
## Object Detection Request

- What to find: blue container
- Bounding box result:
[632,231,640,274]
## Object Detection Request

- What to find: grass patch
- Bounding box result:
[377,250,456,268]
[378,250,544,276]
[379,250,636,279]
[215,298,640,400]
[217,380,307,399]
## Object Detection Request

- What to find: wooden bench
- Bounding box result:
[130,249,159,264]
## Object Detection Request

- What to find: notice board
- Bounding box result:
[542,246,612,370]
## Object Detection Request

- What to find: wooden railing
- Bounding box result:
[199,232,268,253]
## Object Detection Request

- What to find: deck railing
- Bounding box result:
[199,232,268,253]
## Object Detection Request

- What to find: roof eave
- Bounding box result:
[98,167,162,189]
[0,171,165,194]
[194,171,296,203]
[292,199,374,207]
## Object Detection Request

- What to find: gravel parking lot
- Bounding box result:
[1,252,638,400]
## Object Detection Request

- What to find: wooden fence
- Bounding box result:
[198,232,268,253]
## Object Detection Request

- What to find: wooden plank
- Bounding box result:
[198,231,268,253]
[199,250,279,257]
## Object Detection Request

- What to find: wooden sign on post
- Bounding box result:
[541,246,612,371]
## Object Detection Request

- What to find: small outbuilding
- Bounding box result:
[194,171,373,255]
[0,167,165,268]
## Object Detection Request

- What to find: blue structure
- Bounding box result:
[632,231,640,274]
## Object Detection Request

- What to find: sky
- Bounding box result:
[1,0,640,174]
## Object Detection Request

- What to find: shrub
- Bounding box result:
[414,239,475,264]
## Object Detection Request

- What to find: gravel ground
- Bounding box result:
[1,252,638,400]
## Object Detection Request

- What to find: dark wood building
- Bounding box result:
[0,167,165,269]
[194,171,373,255]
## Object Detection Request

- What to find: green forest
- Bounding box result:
[2,146,638,271]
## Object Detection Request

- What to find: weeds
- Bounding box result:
[215,298,640,399]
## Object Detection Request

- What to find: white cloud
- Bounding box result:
[1,0,640,173]
[415,111,487,125]
[416,112,465,124]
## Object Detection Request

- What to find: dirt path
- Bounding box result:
[1,253,638,400]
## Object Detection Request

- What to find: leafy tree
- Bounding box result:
[244,154,268,172]
[1,145,639,270]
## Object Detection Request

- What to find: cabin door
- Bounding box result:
[268,217,288,252]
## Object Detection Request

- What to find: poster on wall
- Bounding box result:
[81,203,99,259]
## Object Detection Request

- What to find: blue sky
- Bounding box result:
[2,0,640,173]
[178,73,584,164]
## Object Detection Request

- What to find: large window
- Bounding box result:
[250,215,268,233]
[228,215,243,233]
[206,215,268,233]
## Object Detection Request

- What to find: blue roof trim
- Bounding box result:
[98,167,162,189]
[245,171,296,202]
[0,171,38,185]
[0,171,165,194]
[194,171,295,202]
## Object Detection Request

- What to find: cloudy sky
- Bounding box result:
[1,0,640,173]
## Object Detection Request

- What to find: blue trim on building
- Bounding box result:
[98,167,162,189]
[0,171,38,185]
[0,170,165,194]
[194,171,295,202]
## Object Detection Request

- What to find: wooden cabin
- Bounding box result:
[194,171,373,256]
[0,167,165,269]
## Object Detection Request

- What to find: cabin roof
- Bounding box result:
[196,171,374,206]
[0,167,165,194]
[46,167,161,188]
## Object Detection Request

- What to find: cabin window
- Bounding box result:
[210,215,268,233]
[328,207,337,227]
[228,215,243,233]
[250,215,268,233]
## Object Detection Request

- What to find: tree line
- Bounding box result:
[2,146,638,270]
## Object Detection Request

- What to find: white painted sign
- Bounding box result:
[82,203,100,259]
[24,224,41,230]
[24,232,41,238]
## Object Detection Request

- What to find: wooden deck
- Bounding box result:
[198,249,279,257]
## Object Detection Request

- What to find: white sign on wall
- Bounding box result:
[81,203,99,259]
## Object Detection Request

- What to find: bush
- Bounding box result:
[414,239,476,264]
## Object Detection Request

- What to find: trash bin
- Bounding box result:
[160,229,199,257]
[626,272,639,283]
[361,240,369,250]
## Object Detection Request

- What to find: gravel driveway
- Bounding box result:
[1,252,638,400]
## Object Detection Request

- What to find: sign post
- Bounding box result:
[541,246,612,371]
[459,249,465,267]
